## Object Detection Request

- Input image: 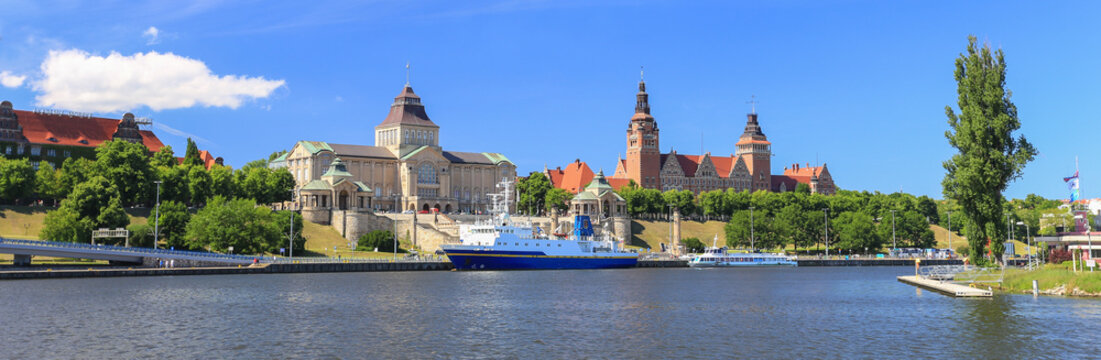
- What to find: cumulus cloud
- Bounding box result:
[143,26,160,45]
[0,71,26,88]
[34,49,285,113]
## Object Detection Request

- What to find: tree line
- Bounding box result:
[33,138,301,254]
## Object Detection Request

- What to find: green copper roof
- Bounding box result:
[301,180,330,190]
[400,146,429,160]
[299,141,333,154]
[271,152,289,162]
[584,170,614,193]
[353,181,373,192]
[321,157,353,178]
[573,191,598,201]
[482,152,512,165]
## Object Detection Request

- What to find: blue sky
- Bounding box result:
[0,0,1097,200]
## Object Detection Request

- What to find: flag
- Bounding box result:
[1065,171,1080,202]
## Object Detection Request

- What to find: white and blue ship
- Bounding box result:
[440,179,638,270]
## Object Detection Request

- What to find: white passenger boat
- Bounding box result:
[688,238,797,267]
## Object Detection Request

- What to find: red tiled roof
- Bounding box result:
[661,153,740,178]
[606,177,632,190]
[548,160,595,194]
[13,110,164,152]
[783,164,824,178]
[175,149,220,170]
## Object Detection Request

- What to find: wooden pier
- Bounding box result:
[897,275,992,297]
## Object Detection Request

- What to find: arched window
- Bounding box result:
[417,163,437,184]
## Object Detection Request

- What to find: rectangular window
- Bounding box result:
[4,146,9,155]
[31,161,38,170]
[63,150,71,157]
[47,149,56,157]
[30,146,40,156]
[17,145,24,155]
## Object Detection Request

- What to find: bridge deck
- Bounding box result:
[0,238,256,265]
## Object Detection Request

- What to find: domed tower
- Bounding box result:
[735,109,771,192]
[374,84,440,152]
[624,74,661,189]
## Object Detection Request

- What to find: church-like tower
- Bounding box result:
[624,77,661,189]
[735,111,771,191]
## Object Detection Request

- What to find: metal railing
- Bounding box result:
[0,238,261,262]
[269,256,449,264]
[919,264,1004,284]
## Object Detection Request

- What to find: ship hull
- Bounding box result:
[442,249,638,270]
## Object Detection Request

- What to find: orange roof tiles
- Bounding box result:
[14,110,164,152]
[547,160,595,194]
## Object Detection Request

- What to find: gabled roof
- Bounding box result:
[547,160,595,194]
[442,151,512,165]
[328,143,396,159]
[606,177,632,191]
[782,164,826,178]
[301,179,331,190]
[299,141,334,154]
[12,110,164,152]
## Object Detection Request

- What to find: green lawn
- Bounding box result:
[1000,263,1101,294]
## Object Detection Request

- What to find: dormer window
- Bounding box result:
[47,137,58,142]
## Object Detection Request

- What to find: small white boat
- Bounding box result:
[687,236,797,267]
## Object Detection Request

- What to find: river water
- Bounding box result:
[1,267,1099,359]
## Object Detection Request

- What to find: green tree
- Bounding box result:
[943,36,1037,264]
[209,164,235,198]
[156,165,190,204]
[266,168,295,203]
[96,196,130,231]
[357,230,400,252]
[182,138,203,167]
[184,196,280,254]
[0,157,36,203]
[40,207,87,242]
[34,161,63,205]
[795,183,811,194]
[58,157,95,199]
[682,237,705,253]
[157,200,191,249]
[271,210,306,253]
[237,167,270,202]
[151,145,177,168]
[517,172,552,215]
[835,211,881,253]
[724,209,773,250]
[95,140,154,206]
[186,165,212,206]
[698,189,728,221]
[127,223,154,247]
[544,187,572,215]
[662,190,696,217]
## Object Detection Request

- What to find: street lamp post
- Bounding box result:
[1017,221,1031,270]
[153,180,162,250]
[288,189,295,260]
[947,211,952,254]
[890,209,897,253]
[749,206,755,252]
[823,208,829,257]
[1075,214,1093,272]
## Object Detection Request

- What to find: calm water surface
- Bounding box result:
[1,267,1099,359]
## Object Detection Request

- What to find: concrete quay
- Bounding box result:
[897,275,993,297]
[797,259,963,266]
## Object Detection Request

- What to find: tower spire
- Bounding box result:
[405,61,411,86]
[635,71,650,116]
[746,95,758,115]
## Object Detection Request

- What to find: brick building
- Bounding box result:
[606,78,836,195]
[0,100,165,170]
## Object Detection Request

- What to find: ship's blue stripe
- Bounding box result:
[445,254,638,270]
[441,249,547,256]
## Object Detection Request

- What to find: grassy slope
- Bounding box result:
[1001,263,1101,294]
[931,224,1035,255]
[0,206,148,264]
[630,219,727,250]
[300,220,407,259]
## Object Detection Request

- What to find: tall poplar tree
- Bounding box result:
[942,36,1036,264]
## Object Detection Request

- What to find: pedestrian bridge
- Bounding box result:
[0,238,258,266]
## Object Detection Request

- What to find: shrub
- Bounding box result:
[682,237,705,253]
[1049,249,1072,264]
[357,230,401,253]
[956,245,970,257]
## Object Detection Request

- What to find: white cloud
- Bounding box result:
[34,49,285,113]
[0,71,26,88]
[143,26,160,45]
